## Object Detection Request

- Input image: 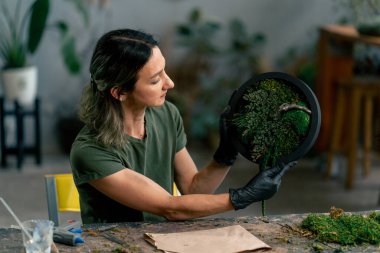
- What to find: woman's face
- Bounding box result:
[125,46,174,108]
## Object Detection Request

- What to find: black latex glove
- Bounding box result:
[229,161,297,210]
[213,106,238,166]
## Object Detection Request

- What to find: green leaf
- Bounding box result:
[53,20,82,75]
[176,25,192,36]
[61,35,81,74]
[202,21,221,34]
[5,44,26,68]
[189,8,201,23]
[251,33,266,44]
[28,0,50,53]
[53,21,69,35]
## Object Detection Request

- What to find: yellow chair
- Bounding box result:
[173,182,181,196]
[45,173,180,226]
[44,173,80,227]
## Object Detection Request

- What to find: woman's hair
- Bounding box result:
[79,29,159,147]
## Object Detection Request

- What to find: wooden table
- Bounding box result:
[1,212,379,253]
[315,24,380,152]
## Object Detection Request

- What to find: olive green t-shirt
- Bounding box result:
[70,101,187,224]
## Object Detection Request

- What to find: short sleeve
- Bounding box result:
[167,102,187,152]
[70,140,125,185]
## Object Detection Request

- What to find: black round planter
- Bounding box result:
[227,72,321,164]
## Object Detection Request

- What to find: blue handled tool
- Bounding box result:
[53,227,84,246]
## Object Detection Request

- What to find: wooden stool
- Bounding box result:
[325,78,380,189]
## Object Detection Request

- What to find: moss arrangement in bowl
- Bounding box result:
[228,72,320,167]
[232,78,311,168]
[227,72,321,215]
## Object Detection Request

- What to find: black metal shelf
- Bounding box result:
[0,97,41,169]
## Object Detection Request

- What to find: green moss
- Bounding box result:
[301,210,380,245]
[369,211,380,223]
[282,102,310,135]
[232,78,311,216]
[232,78,310,168]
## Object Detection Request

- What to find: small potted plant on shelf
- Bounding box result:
[0,0,86,106]
[0,0,49,106]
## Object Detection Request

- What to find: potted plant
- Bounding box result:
[0,0,49,106]
[53,0,110,154]
[0,0,87,106]
[175,13,269,147]
[169,7,222,136]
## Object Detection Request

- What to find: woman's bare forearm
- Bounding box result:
[188,160,231,194]
[91,169,234,221]
[161,193,234,221]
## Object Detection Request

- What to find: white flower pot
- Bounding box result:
[1,66,38,106]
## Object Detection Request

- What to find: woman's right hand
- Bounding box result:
[229,161,297,210]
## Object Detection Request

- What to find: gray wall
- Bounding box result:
[2,0,344,155]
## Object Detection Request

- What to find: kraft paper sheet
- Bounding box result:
[144,224,271,253]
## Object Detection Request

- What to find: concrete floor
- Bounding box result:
[0,146,379,227]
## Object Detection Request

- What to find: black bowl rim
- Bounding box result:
[227,72,321,164]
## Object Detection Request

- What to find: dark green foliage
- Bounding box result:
[0,0,50,68]
[301,211,380,245]
[357,16,380,36]
[232,78,310,168]
[176,8,221,55]
[369,211,380,223]
[0,0,93,74]
[28,0,50,53]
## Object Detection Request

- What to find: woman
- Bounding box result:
[70,28,295,224]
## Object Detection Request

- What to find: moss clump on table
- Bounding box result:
[301,207,380,246]
[232,78,311,168]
